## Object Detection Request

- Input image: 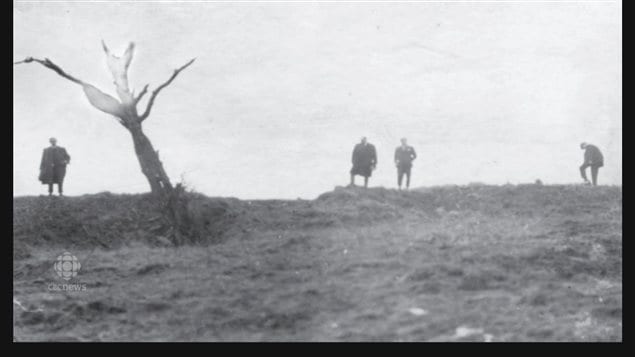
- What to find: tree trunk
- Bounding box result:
[129,122,193,245]
[127,123,173,195]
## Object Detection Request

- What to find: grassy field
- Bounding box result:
[13,184,622,341]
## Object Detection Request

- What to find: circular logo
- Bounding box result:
[53,252,81,281]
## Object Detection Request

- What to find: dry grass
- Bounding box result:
[13,184,622,341]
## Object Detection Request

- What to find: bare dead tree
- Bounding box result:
[14,41,196,197]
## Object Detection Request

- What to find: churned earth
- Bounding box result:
[13,185,622,341]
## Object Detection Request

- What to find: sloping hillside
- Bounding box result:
[13,185,622,341]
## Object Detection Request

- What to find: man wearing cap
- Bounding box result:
[579,142,603,186]
[394,138,417,190]
[39,137,71,196]
[350,137,377,188]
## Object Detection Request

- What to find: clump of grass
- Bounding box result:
[458,274,490,291]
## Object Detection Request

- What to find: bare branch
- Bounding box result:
[123,42,135,70]
[82,83,126,118]
[135,84,149,105]
[102,41,136,104]
[15,56,126,118]
[101,40,110,55]
[14,57,84,85]
[139,58,196,121]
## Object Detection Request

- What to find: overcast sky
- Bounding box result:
[14,1,621,199]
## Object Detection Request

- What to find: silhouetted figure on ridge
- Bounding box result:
[579,142,603,186]
[350,137,377,188]
[39,137,70,196]
[394,137,417,190]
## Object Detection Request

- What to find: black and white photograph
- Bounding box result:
[13,0,621,342]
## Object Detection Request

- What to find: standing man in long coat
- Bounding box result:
[394,137,417,190]
[39,137,71,196]
[350,136,377,188]
[579,142,603,186]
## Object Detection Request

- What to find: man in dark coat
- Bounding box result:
[579,142,603,186]
[394,138,417,190]
[350,137,377,188]
[39,137,71,196]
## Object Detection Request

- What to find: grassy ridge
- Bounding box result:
[13,185,622,341]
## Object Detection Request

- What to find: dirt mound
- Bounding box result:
[13,192,242,255]
[317,184,622,217]
[13,185,622,259]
